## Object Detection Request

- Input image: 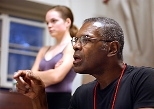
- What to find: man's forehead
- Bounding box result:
[76,22,100,37]
[81,21,104,30]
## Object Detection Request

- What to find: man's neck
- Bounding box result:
[94,62,126,89]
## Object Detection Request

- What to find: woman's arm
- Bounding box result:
[32,43,75,87]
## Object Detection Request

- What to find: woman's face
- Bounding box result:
[45,10,68,37]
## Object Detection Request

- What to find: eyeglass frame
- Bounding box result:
[71,35,113,46]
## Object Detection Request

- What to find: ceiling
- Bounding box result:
[0,0,53,21]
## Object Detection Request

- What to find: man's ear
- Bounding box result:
[65,18,71,28]
[107,41,120,57]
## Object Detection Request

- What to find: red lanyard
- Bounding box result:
[93,64,126,109]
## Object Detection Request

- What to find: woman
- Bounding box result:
[31,5,78,109]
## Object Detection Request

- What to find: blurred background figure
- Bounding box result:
[31,5,78,109]
[102,0,154,67]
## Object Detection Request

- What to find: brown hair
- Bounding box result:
[50,5,78,38]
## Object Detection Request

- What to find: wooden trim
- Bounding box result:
[0,0,53,21]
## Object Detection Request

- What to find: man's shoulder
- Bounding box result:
[126,64,154,74]
[126,64,154,81]
[74,80,97,95]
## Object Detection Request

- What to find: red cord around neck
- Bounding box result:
[93,64,126,109]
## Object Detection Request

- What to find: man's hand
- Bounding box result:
[13,70,45,99]
[13,70,48,109]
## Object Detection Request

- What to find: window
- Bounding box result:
[0,14,46,88]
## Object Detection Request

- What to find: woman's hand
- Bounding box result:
[54,59,63,68]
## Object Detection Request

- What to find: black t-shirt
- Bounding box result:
[69,65,154,109]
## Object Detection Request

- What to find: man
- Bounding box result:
[14,17,154,109]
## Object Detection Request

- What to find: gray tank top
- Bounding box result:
[39,47,76,93]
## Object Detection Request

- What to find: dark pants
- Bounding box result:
[46,92,72,109]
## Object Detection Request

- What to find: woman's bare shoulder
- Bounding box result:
[40,46,51,51]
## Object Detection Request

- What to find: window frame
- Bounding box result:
[0,14,48,88]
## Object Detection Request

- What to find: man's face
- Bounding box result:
[72,22,109,75]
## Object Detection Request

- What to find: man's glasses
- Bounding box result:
[71,35,113,46]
